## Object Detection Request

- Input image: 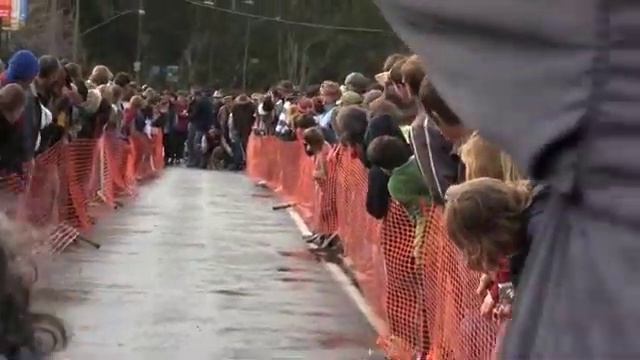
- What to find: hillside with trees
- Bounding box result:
[7,0,404,89]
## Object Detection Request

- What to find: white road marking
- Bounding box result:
[286,208,388,336]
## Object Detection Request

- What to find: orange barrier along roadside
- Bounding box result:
[0,130,164,257]
[247,135,498,360]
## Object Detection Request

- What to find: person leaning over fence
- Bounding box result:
[419,79,472,186]
[368,135,432,260]
[1,51,40,166]
[302,127,337,250]
[444,178,548,343]
[0,84,27,176]
[76,89,103,139]
[336,105,368,163]
[408,75,465,203]
[123,95,144,137]
[29,56,65,154]
[459,132,508,182]
[363,99,406,219]
[273,81,295,138]
[254,94,275,136]
[317,81,341,144]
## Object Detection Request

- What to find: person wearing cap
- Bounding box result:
[2,50,39,89]
[338,91,363,107]
[344,72,370,95]
[1,50,40,163]
[1,50,40,162]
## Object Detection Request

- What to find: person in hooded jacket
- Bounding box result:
[1,51,40,164]
[363,98,408,219]
[403,60,466,204]
[0,84,27,175]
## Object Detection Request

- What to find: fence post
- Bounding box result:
[96,136,108,204]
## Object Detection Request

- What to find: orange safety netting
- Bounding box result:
[0,130,164,257]
[247,135,499,360]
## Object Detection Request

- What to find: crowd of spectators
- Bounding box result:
[0,49,209,358]
[0,45,547,358]
[245,53,549,358]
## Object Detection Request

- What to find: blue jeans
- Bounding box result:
[187,125,205,168]
[230,138,245,169]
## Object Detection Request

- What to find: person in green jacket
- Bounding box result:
[367,135,432,261]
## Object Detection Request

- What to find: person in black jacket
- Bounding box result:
[187,89,214,168]
[0,84,27,175]
[409,72,469,204]
[363,99,408,219]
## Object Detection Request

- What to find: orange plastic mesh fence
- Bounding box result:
[247,135,499,360]
[0,131,164,256]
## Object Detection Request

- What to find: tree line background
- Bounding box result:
[5,0,404,90]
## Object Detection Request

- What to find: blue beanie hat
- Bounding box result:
[7,50,39,83]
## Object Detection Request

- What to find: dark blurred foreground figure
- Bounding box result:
[375,0,640,358]
[0,217,67,359]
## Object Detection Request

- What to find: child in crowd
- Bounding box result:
[444,178,547,323]
[459,132,506,181]
[254,95,275,136]
[336,105,368,162]
[367,135,432,260]
[302,127,336,250]
[123,95,145,137]
[294,113,317,131]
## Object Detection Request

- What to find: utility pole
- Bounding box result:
[135,0,144,83]
[241,19,251,91]
[72,0,80,62]
[49,0,59,56]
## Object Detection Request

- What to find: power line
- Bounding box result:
[184,0,389,34]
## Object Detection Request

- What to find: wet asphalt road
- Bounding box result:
[32,168,380,360]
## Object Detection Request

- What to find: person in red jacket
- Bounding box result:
[171,93,189,164]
